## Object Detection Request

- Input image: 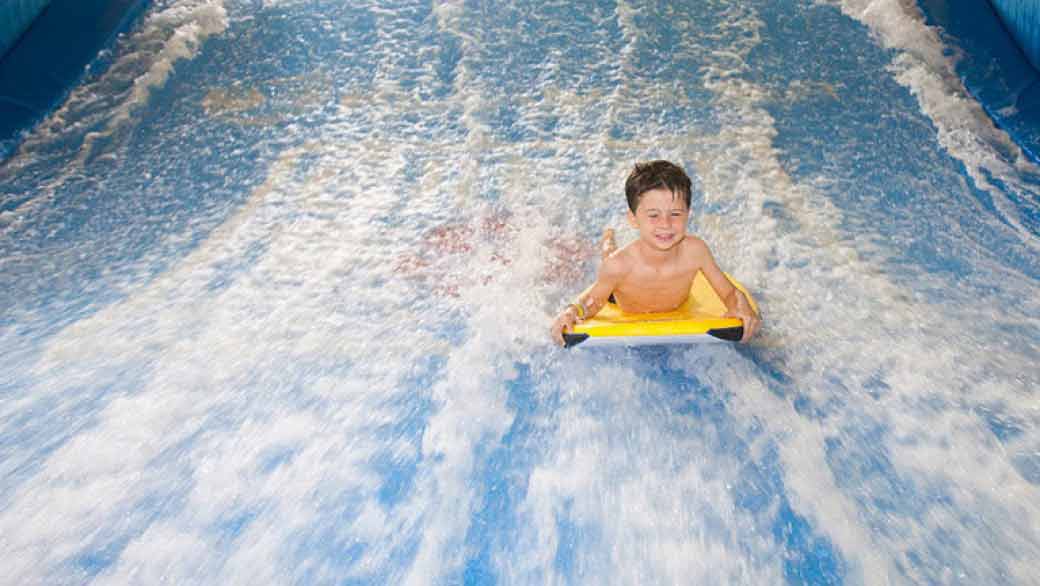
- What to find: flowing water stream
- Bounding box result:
[1,0,1038,584]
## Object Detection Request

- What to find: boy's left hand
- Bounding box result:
[725,293,761,343]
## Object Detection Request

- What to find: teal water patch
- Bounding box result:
[0,0,151,159]
[990,0,1040,71]
[0,0,51,58]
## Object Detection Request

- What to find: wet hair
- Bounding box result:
[624,160,692,213]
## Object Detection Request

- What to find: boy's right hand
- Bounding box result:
[551,306,581,346]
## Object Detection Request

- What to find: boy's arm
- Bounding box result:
[551,257,625,346]
[691,239,761,343]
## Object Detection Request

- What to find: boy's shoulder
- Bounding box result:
[599,243,637,278]
[675,235,713,272]
[680,233,707,249]
[678,234,711,258]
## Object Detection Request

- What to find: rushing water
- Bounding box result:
[1,0,1038,584]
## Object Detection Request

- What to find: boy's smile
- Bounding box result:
[628,187,690,252]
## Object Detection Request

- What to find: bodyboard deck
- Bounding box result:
[563,272,756,348]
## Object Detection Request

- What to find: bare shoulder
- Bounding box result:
[599,243,636,280]
[681,234,709,253]
[680,235,713,262]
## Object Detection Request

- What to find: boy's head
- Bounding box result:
[624,160,692,213]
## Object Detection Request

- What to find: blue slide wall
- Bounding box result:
[990,0,1040,71]
[0,0,52,58]
[0,0,149,159]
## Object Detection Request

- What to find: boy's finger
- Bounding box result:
[744,317,759,343]
[738,315,753,343]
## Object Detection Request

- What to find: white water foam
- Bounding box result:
[0,130,459,583]
[1,1,542,582]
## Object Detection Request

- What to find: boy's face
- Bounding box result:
[627,187,690,251]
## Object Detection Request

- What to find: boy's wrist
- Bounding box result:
[567,302,586,320]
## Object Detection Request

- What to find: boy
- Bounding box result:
[551,160,761,346]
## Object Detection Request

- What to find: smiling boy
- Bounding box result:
[551,160,761,346]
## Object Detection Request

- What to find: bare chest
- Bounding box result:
[614,266,697,313]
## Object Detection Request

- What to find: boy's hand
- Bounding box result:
[725,293,761,343]
[551,306,581,346]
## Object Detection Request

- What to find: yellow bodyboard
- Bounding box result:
[564,272,757,347]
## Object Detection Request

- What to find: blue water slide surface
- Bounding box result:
[0,0,51,58]
[0,2,1038,584]
[918,0,1040,161]
[0,0,149,159]
[990,0,1040,71]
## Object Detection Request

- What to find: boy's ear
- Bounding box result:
[626,210,638,228]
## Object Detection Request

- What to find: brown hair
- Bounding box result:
[624,160,692,213]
